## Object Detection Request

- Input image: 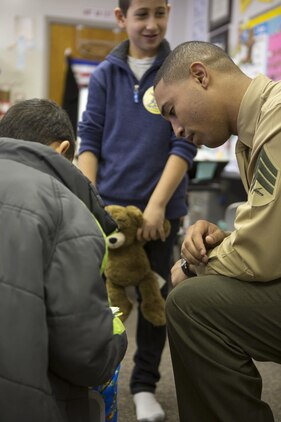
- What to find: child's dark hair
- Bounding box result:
[119,0,168,16]
[0,98,76,160]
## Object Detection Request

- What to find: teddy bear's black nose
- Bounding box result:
[109,238,117,244]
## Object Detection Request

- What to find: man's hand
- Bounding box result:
[171,259,188,287]
[181,220,228,266]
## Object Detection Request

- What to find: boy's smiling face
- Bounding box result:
[115,0,170,59]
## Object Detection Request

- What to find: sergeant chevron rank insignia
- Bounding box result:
[249,147,279,206]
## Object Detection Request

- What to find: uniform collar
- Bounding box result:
[237,74,273,149]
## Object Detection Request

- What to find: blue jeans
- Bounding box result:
[130,219,180,394]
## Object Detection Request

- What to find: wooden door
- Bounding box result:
[48,22,127,105]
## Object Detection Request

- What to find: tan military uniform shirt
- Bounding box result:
[198,74,281,282]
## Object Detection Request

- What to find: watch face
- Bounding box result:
[180,258,188,272]
[180,258,195,278]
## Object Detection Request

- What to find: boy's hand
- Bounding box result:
[137,204,166,242]
[181,220,227,266]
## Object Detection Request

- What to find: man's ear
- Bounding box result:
[190,62,209,88]
[114,7,126,29]
[55,140,70,157]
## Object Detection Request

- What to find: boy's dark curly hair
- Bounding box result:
[0,98,76,160]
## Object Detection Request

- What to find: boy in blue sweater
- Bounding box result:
[78,1,197,420]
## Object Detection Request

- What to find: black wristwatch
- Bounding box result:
[180,258,196,278]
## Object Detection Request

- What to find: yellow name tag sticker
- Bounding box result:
[143,86,161,115]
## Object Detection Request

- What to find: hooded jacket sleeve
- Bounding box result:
[78,65,106,158]
[46,179,127,387]
[169,132,197,168]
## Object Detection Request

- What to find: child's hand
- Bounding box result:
[137,204,166,242]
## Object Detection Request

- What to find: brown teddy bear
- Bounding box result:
[104,205,171,327]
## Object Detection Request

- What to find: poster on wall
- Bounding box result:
[240,0,274,14]
[233,5,281,79]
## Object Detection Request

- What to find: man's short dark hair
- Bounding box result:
[154,41,241,88]
[0,98,76,160]
[119,0,168,16]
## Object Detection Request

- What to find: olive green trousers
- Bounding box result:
[166,275,281,422]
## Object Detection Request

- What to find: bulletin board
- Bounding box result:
[234,5,281,79]
[197,6,281,167]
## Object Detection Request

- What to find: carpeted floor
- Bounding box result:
[117,291,281,422]
[256,361,281,421]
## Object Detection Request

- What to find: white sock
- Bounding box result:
[133,392,165,422]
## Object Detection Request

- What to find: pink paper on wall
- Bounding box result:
[267,32,281,81]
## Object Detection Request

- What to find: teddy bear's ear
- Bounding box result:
[105,204,122,215]
[126,206,143,227]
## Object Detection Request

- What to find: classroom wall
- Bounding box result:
[0,0,280,101]
[0,0,191,101]
[0,0,122,100]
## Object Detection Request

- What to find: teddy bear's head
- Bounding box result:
[105,205,143,250]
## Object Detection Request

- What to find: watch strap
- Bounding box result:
[180,258,196,278]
